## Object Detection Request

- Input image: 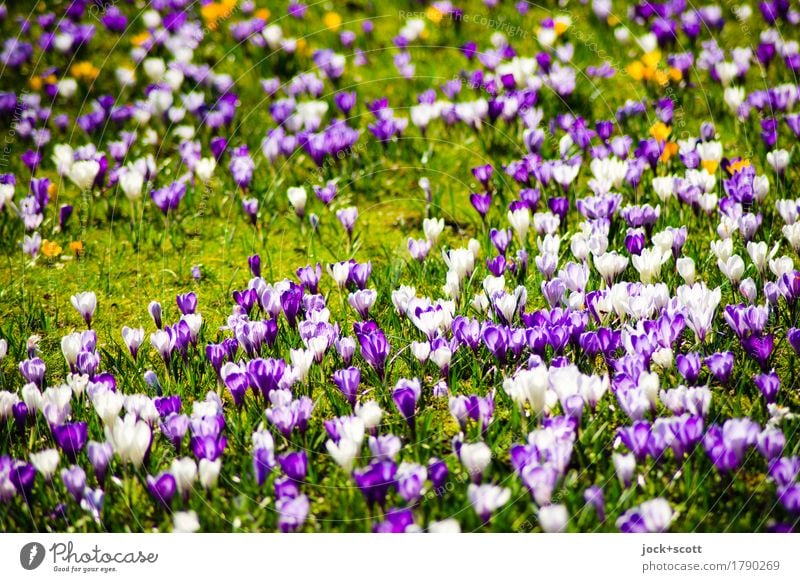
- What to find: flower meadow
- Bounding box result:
[0,0,799,535]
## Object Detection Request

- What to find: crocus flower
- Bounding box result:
[584,486,605,522]
[277,494,310,532]
[176,292,198,315]
[468,483,510,523]
[333,367,360,408]
[336,207,358,236]
[353,460,397,507]
[147,472,177,508]
[392,378,421,427]
[705,351,734,384]
[617,498,674,533]
[148,301,163,329]
[105,414,151,467]
[539,504,569,533]
[30,449,59,481]
[87,441,112,484]
[754,371,780,403]
[151,182,187,214]
[70,291,96,327]
[373,507,417,533]
[61,465,86,502]
[278,451,308,482]
[248,255,261,277]
[354,321,390,379]
[121,327,144,359]
[52,422,87,462]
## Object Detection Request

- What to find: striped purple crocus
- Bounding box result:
[354,321,390,379]
[332,367,360,408]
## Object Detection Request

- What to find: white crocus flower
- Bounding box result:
[459,442,492,478]
[355,400,382,430]
[631,247,670,283]
[198,458,221,489]
[718,255,745,284]
[105,414,151,468]
[30,449,60,481]
[593,252,629,285]
[423,217,445,245]
[170,458,197,497]
[287,187,307,216]
[539,504,569,533]
[119,168,144,200]
[68,160,100,190]
[676,257,696,284]
[173,510,200,533]
[195,157,216,183]
[507,207,531,242]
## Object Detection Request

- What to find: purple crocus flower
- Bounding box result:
[705,352,734,384]
[333,367,360,408]
[470,192,492,218]
[584,486,605,522]
[392,378,421,426]
[676,352,702,385]
[242,198,258,224]
[353,460,397,507]
[472,164,493,190]
[334,92,356,115]
[296,263,322,294]
[336,337,356,365]
[148,301,163,329]
[12,403,27,432]
[19,357,46,387]
[428,457,449,493]
[146,472,177,508]
[61,465,86,502]
[52,422,88,462]
[190,434,227,462]
[618,421,651,461]
[160,413,189,451]
[205,344,227,377]
[278,451,308,482]
[741,335,774,370]
[87,441,112,484]
[349,262,372,289]
[277,494,310,532]
[253,445,276,488]
[10,461,36,501]
[247,357,286,399]
[313,181,337,205]
[59,204,73,230]
[481,324,508,364]
[249,254,261,277]
[770,457,800,490]
[336,207,358,236]
[754,371,780,403]
[778,485,800,514]
[176,292,197,315]
[354,321,390,379]
[758,428,785,460]
[374,507,417,533]
[224,371,249,407]
[280,284,303,328]
[703,418,760,472]
[150,182,187,214]
[233,288,258,315]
